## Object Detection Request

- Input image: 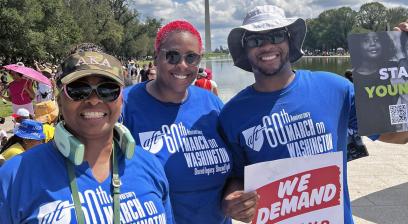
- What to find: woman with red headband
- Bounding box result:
[122,20,255,223]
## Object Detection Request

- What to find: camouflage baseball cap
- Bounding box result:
[57,51,124,87]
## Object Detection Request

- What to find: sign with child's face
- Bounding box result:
[245,152,343,224]
[348,31,408,135]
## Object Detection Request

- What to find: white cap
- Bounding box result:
[12,108,30,118]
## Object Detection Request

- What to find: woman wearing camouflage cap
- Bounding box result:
[0,43,174,224]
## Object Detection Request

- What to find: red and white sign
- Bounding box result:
[245,152,343,224]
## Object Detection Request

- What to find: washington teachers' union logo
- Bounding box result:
[242,125,265,152]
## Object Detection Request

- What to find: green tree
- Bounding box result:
[386,7,408,30]
[140,17,162,56]
[304,7,356,51]
[0,0,42,63]
[0,0,80,64]
[0,0,162,63]
[303,18,319,51]
[66,0,124,52]
[335,7,356,50]
[35,0,81,61]
[355,2,387,31]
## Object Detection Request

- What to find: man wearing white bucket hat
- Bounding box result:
[220,5,408,223]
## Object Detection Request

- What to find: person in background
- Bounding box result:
[135,64,141,79]
[34,100,59,142]
[220,5,408,223]
[146,67,157,81]
[0,118,8,166]
[344,68,370,162]
[194,68,219,95]
[139,64,149,82]
[0,70,8,104]
[0,70,8,85]
[11,108,33,132]
[12,108,31,123]
[127,60,136,77]
[391,30,408,132]
[194,68,210,88]
[204,68,219,96]
[123,20,235,224]
[344,70,353,82]
[0,119,45,161]
[0,129,8,147]
[0,43,173,223]
[34,62,56,103]
[1,69,35,115]
[123,65,134,86]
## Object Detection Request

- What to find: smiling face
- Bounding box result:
[245,31,291,77]
[154,31,201,95]
[361,32,383,59]
[58,76,122,142]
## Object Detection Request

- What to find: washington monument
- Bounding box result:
[204,0,211,52]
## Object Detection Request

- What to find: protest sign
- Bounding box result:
[245,152,343,224]
[348,31,408,135]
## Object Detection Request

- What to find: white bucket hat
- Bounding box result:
[228,5,307,72]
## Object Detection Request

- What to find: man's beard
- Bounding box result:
[250,53,290,77]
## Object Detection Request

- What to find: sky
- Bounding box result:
[128,0,408,51]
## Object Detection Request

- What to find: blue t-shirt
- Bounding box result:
[219,70,357,224]
[123,83,232,224]
[0,142,173,224]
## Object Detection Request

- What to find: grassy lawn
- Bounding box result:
[0,102,12,117]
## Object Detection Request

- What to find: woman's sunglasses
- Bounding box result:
[64,81,122,102]
[242,30,288,48]
[161,49,201,66]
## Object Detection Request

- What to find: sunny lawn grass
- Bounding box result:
[0,102,12,117]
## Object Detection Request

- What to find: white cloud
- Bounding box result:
[128,0,408,50]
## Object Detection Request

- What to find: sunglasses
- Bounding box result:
[64,81,122,102]
[242,30,288,48]
[161,49,201,66]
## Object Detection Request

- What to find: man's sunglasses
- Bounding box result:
[64,81,122,102]
[161,49,201,66]
[242,30,288,48]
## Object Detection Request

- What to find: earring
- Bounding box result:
[118,113,124,124]
[57,113,64,122]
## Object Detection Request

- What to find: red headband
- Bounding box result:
[155,20,202,52]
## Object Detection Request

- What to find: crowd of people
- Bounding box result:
[0,4,407,224]
[0,61,59,164]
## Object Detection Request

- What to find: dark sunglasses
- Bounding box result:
[161,49,201,66]
[64,81,122,102]
[242,30,288,48]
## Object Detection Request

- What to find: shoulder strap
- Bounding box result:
[66,159,85,224]
[65,143,121,224]
[112,142,121,224]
